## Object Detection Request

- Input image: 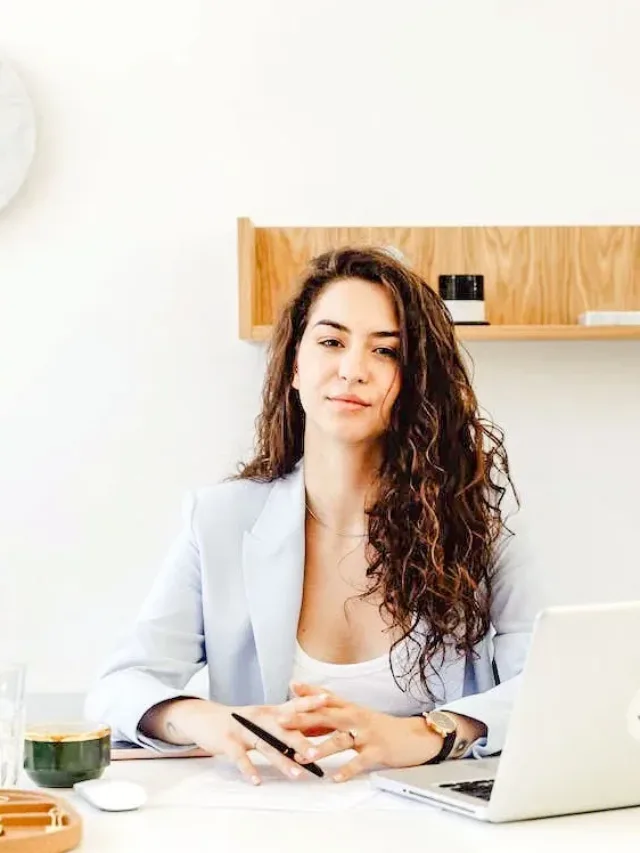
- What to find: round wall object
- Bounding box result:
[0,59,37,212]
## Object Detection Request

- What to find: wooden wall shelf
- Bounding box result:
[245,323,640,343]
[238,219,640,342]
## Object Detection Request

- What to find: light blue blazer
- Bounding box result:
[85,461,542,757]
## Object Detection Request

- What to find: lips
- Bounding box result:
[329,395,370,407]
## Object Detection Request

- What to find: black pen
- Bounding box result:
[231,712,324,778]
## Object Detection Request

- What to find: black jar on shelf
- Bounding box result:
[438,274,489,325]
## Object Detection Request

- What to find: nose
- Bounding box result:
[338,347,368,385]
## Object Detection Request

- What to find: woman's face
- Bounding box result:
[292,277,402,446]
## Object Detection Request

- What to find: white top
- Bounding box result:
[291,640,429,716]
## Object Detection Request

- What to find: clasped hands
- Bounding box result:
[171,681,444,785]
[277,682,443,782]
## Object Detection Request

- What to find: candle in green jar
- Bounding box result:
[24,722,111,788]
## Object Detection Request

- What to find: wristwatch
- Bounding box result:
[421,710,460,764]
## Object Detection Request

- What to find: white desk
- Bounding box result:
[24,757,640,853]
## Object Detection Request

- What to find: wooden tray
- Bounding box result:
[0,789,82,853]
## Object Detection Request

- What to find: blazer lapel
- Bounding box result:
[242,463,305,704]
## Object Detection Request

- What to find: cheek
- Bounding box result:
[294,360,328,406]
[381,368,401,410]
[373,381,400,428]
[297,352,332,388]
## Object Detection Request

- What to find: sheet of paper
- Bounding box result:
[151,753,420,812]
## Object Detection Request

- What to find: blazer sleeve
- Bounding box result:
[438,492,545,758]
[84,492,205,752]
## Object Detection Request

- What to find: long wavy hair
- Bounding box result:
[235,246,518,700]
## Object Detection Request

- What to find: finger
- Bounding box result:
[289,681,321,697]
[280,693,331,714]
[249,704,327,761]
[293,725,334,738]
[277,708,354,732]
[267,723,323,763]
[254,739,305,781]
[332,752,373,783]
[290,682,341,704]
[232,713,318,767]
[226,741,261,786]
[297,729,358,763]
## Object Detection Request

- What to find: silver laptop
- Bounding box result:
[371,601,640,822]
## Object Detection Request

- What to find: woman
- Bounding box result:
[85,246,540,785]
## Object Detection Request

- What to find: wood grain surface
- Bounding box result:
[238,220,640,340]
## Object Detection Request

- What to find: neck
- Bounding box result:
[302,433,382,535]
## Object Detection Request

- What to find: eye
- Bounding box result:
[318,338,343,348]
[375,346,399,359]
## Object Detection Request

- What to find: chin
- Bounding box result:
[322,423,384,446]
[305,408,388,446]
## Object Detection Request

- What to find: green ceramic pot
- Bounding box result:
[23,722,111,788]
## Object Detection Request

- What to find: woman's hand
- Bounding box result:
[278,683,444,782]
[141,692,330,785]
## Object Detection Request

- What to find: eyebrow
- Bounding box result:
[312,320,400,339]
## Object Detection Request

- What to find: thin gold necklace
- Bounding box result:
[305,502,367,539]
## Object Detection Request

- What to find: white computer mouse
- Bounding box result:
[73,778,147,811]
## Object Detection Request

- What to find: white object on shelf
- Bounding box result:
[445,299,486,324]
[578,311,640,326]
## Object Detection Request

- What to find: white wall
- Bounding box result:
[1,0,639,694]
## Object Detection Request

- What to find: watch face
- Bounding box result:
[428,711,457,735]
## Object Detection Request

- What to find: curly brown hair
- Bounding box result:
[235,246,518,701]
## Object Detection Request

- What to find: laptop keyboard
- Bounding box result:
[440,779,494,801]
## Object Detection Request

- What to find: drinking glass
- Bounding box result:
[0,663,26,787]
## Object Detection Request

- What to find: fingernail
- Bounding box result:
[290,766,302,778]
[279,715,291,724]
[333,773,344,783]
[305,748,318,759]
[318,694,329,702]
[252,776,261,786]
